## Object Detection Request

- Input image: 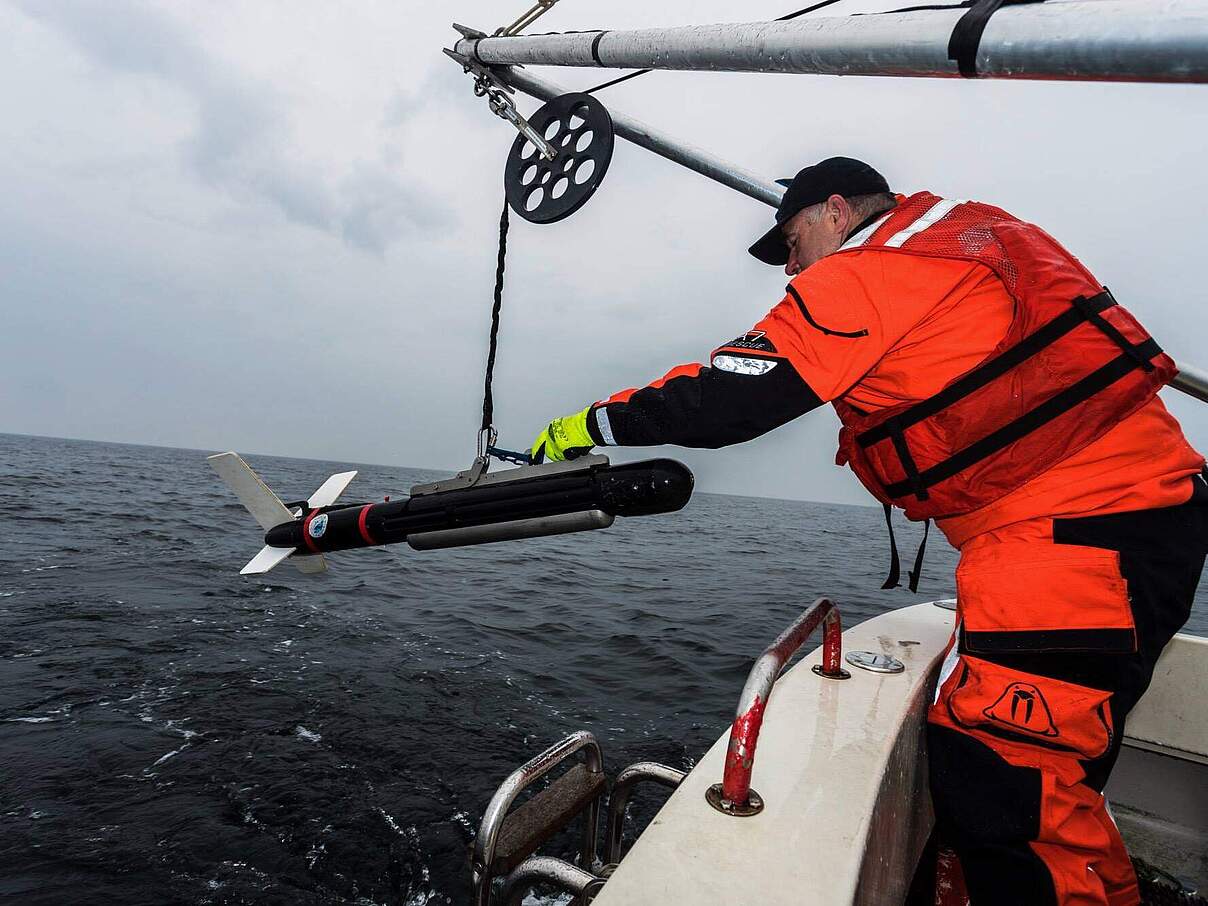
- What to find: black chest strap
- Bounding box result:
[857,290,1164,504]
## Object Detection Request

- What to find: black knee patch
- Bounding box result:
[928,724,1041,843]
[929,725,1058,906]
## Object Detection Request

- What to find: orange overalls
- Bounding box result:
[588,194,1207,905]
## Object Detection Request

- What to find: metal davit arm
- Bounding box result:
[484,66,1208,403]
[454,1,1208,84]
[707,598,849,817]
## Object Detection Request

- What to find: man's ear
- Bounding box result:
[827,194,846,227]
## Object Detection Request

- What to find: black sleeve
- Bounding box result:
[591,345,823,449]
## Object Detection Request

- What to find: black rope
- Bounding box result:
[586,0,848,94]
[776,0,849,21]
[481,197,511,435]
[585,68,651,94]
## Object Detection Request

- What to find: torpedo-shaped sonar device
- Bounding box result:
[207,452,693,576]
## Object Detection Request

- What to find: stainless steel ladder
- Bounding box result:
[471,732,686,905]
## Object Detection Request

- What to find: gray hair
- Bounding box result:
[797,192,897,225]
[846,191,898,223]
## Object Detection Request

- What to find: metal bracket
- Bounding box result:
[409,453,610,497]
[845,650,905,674]
[492,0,565,38]
[444,45,557,161]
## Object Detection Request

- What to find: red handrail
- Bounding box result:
[710,598,848,815]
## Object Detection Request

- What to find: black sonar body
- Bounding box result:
[264,458,693,555]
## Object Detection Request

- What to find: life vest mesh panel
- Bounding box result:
[834,193,1174,521]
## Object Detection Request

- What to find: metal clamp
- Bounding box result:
[444,38,557,161]
[707,597,849,817]
[472,731,604,906]
[604,762,685,864]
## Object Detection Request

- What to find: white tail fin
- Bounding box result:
[208,452,294,530]
[308,471,358,509]
[242,545,296,575]
[291,554,329,574]
[208,452,356,577]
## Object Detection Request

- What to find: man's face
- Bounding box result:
[781,195,853,277]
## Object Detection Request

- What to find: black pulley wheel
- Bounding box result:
[504,93,614,224]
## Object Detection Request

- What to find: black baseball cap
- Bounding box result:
[749,157,891,266]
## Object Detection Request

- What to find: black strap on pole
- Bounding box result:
[481,197,511,440]
[947,0,1044,78]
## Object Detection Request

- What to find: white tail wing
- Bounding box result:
[308,471,358,509]
[241,545,296,575]
[291,554,328,574]
[208,452,294,530]
[209,452,347,576]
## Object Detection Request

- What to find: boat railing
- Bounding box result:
[499,855,601,905]
[706,597,850,817]
[471,730,605,906]
[603,761,686,864]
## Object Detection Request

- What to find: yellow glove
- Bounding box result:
[531,406,596,463]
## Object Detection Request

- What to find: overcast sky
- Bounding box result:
[3,0,1207,504]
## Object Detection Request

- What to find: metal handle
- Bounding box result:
[604,762,686,864]
[707,597,848,817]
[473,731,604,906]
[501,856,600,906]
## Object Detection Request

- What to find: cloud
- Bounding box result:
[14,0,447,252]
[3,0,1206,502]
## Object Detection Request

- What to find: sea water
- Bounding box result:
[1,433,1203,904]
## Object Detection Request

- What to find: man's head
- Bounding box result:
[749,157,895,276]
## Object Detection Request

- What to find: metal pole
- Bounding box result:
[454,0,1208,84]
[493,68,1208,404]
[1173,362,1208,403]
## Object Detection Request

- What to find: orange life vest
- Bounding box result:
[833,192,1176,521]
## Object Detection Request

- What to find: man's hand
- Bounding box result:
[530,407,595,463]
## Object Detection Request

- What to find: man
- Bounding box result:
[529,157,1208,906]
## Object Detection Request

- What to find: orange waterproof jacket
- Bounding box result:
[831,192,1176,521]
[589,192,1200,554]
